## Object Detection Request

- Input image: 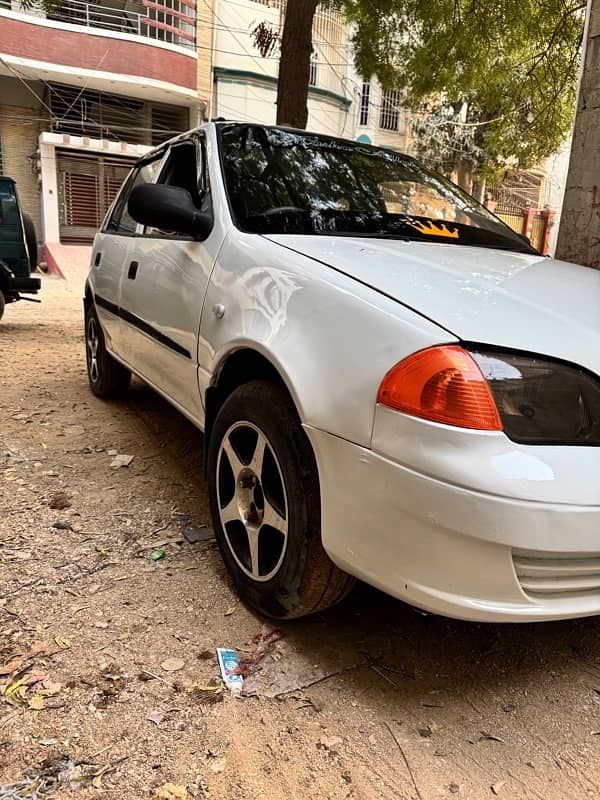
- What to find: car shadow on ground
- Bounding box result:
[125,377,600,702]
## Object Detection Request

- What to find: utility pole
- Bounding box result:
[555,0,600,267]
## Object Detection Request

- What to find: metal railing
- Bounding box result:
[38,0,196,49]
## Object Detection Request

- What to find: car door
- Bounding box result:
[118,133,222,424]
[92,156,163,357]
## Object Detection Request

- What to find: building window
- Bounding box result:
[359,82,370,126]
[309,50,318,87]
[48,83,189,146]
[379,89,401,131]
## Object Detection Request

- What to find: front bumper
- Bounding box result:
[305,417,600,622]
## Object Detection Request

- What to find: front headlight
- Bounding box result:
[470,350,600,445]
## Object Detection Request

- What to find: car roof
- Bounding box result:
[139,122,414,167]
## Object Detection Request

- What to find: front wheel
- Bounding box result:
[207,380,355,619]
[85,305,131,398]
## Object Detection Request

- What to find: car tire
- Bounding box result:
[0,291,4,322]
[85,305,131,398]
[207,380,355,619]
[22,213,38,272]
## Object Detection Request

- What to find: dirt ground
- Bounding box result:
[2,273,600,800]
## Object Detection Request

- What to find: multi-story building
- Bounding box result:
[210,0,353,137]
[0,0,568,257]
[0,0,211,247]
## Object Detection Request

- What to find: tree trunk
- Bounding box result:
[472,178,486,203]
[556,0,600,266]
[456,158,474,194]
[276,0,319,129]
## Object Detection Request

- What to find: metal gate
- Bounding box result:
[57,151,134,243]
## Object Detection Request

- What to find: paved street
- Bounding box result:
[2,274,600,800]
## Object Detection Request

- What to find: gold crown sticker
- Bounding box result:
[406,220,459,238]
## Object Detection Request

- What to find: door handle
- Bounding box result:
[94,251,102,266]
[127,260,139,280]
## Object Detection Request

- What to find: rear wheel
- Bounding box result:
[207,380,355,619]
[0,291,4,321]
[85,305,131,398]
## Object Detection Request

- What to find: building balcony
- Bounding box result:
[0,1,198,96]
[1,0,196,48]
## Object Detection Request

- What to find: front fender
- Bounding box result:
[199,232,452,448]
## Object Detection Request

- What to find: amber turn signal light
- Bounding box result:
[377,346,503,431]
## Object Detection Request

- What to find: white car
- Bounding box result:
[85,123,600,623]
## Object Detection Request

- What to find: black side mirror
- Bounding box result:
[128,183,212,240]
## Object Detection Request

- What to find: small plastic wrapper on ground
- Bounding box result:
[216,648,244,696]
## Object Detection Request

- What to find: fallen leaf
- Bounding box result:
[149,549,166,561]
[224,606,236,616]
[491,780,506,795]
[161,658,185,673]
[110,454,134,469]
[54,636,71,650]
[480,731,505,743]
[449,783,460,794]
[0,641,49,676]
[3,677,29,706]
[182,526,214,544]
[146,710,164,727]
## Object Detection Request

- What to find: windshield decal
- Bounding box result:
[406,220,459,238]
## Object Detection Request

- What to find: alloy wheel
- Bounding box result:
[216,421,288,582]
[86,315,100,384]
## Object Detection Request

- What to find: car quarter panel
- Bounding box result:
[199,232,453,447]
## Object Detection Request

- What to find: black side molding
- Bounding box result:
[94,293,191,360]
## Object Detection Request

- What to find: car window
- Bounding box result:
[106,157,162,235]
[218,124,537,254]
[0,179,20,237]
[144,138,209,238]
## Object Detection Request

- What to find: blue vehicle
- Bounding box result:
[0,176,40,321]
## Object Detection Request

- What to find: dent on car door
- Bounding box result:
[93,158,162,357]
[118,136,221,424]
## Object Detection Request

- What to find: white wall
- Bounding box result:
[213,0,353,137]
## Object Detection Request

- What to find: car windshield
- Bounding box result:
[218,124,536,254]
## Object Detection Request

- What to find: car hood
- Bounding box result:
[266,235,600,375]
